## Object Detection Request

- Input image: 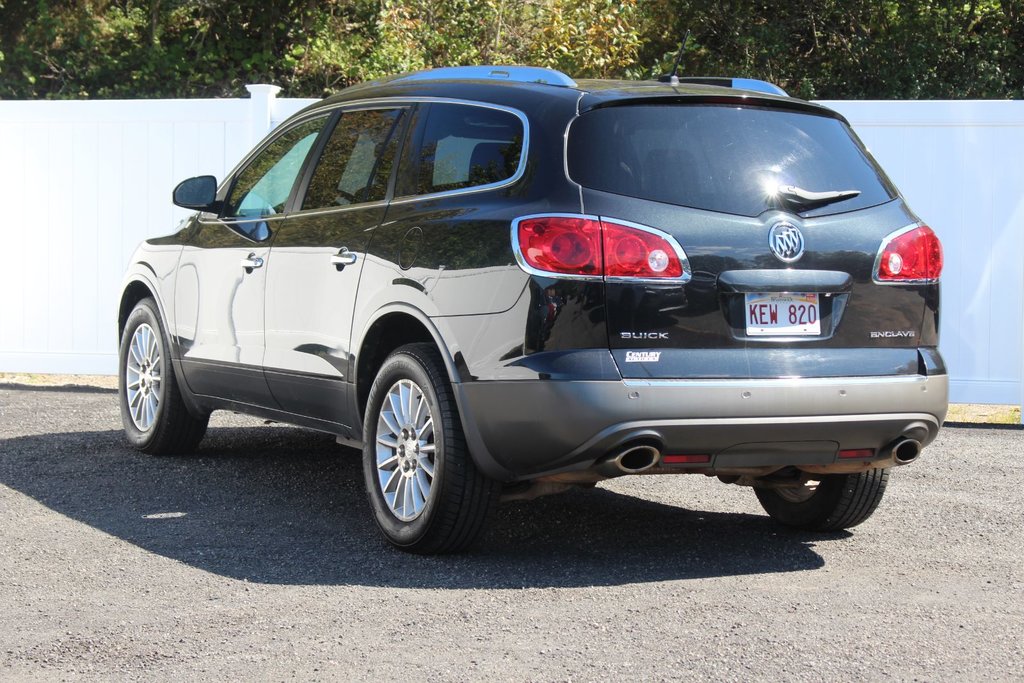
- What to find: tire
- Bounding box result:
[118,297,208,454]
[362,343,500,554]
[754,469,890,531]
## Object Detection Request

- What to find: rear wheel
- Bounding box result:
[754,469,889,531]
[119,297,208,454]
[362,343,500,554]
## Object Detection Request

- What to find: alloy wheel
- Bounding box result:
[374,379,436,521]
[125,323,162,431]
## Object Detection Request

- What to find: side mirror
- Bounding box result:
[172,175,219,212]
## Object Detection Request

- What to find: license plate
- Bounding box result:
[745,292,821,336]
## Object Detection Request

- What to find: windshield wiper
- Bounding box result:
[777,184,861,211]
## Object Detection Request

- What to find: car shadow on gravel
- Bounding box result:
[0,425,838,588]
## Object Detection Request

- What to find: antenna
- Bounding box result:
[660,31,691,85]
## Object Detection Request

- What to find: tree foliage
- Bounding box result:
[1,0,1021,99]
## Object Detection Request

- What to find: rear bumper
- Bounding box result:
[455,374,948,480]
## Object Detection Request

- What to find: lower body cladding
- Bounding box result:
[455,374,948,485]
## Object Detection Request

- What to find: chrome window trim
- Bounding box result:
[287,199,389,219]
[198,213,289,226]
[200,202,389,227]
[871,222,940,285]
[386,99,530,205]
[215,97,529,216]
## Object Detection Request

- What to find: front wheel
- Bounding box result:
[754,469,889,531]
[362,343,500,554]
[118,297,208,454]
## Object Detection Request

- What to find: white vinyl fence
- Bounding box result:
[0,85,316,375]
[0,90,1021,418]
[821,100,1024,414]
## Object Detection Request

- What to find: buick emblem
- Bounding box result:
[768,222,805,263]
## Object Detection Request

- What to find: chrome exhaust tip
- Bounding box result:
[595,444,661,477]
[888,438,922,465]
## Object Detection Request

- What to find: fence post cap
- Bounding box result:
[245,84,282,98]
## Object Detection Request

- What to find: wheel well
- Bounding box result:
[118,281,155,336]
[356,313,436,419]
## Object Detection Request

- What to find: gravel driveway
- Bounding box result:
[1,385,1022,681]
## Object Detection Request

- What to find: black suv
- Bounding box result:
[118,66,947,553]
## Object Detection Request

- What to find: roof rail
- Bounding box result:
[730,78,788,96]
[666,76,788,97]
[392,66,578,88]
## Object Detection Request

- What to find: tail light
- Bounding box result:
[514,215,602,277]
[873,224,943,284]
[513,214,691,282]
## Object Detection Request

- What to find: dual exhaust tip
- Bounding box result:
[595,436,922,477]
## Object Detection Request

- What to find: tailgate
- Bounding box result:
[566,102,940,380]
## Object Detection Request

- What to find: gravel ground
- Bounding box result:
[1,385,1022,681]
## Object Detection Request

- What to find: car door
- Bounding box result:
[262,106,408,431]
[175,114,329,406]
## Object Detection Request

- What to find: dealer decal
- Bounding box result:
[625,351,661,363]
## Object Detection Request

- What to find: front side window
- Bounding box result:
[302,108,405,210]
[224,116,327,221]
[396,103,523,197]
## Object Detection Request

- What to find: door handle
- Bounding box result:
[330,248,358,270]
[241,253,264,272]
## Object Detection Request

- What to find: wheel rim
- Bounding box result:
[375,379,436,522]
[775,480,820,503]
[125,323,162,432]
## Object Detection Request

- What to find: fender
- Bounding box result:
[118,265,170,339]
[353,302,515,481]
[354,302,463,387]
[118,253,208,419]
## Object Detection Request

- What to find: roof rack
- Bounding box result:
[392,66,578,88]
[663,76,788,96]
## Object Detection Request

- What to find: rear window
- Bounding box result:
[567,104,896,217]
[396,102,523,197]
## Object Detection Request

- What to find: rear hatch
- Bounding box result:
[566,95,942,379]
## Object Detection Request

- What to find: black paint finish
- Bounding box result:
[122,73,947,480]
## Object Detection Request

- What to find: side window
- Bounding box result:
[396,103,523,197]
[302,108,405,210]
[224,117,327,223]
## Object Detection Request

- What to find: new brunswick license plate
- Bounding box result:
[745,292,821,336]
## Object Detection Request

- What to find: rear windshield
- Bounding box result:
[567,104,896,217]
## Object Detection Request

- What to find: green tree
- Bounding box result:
[532,0,644,78]
[638,0,1024,99]
[1,0,1022,99]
